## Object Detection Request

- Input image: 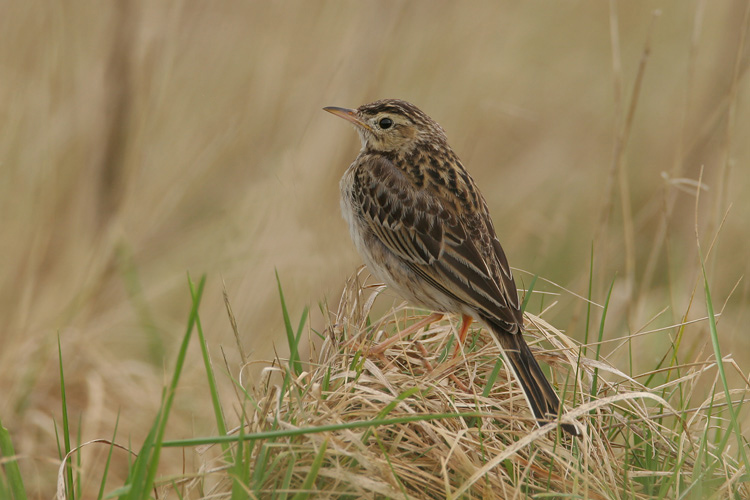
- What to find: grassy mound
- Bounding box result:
[158,270,747,499]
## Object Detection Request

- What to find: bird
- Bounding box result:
[324,98,579,436]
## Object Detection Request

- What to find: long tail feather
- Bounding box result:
[492,328,580,436]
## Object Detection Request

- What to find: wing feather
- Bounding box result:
[353,156,522,331]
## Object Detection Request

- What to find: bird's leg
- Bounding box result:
[370,312,444,355]
[451,314,474,358]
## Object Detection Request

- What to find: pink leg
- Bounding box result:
[452,314,474,358]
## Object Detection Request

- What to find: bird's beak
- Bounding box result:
[323,106,372,131]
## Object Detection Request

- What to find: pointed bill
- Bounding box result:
[323,106,372,131]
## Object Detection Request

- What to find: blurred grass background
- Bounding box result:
[1,0,748,495]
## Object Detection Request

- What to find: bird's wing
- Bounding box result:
[353,157,522,332]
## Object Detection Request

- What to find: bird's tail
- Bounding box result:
[493,328,580,436]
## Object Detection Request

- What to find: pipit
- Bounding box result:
[324,99,579,436]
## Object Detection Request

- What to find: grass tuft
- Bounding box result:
[41,269,748,498]
[149,269,748,498]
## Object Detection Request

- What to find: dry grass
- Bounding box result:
[158,270,747,499]
[2,1,750,497]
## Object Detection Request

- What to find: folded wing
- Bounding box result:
[353,156,522,333]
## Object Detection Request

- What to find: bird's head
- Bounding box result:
[324,99,446,153]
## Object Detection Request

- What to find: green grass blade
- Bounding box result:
[0,478,10,500]
[583,242,594,356]
[230,420,250,500]
[190,279,229,454]
[376,387,420,420]
[483,358,504,398]
[252,443,274,495]
[296,306,309,350]
[162,412,483,448]
[57,334,75,500]
[291,438,328,500]
[75,415,82,497]
[0,415,27,500]
[362,387,420,442]
[121,274,206,499]
[520,274,538,314]
[143,274,206,492]
[96,413,120,500]
[276,269,304,376]
[121,397,160,499]
[278,452,297,500]
[591,276,615,397]
[699,256,750,474]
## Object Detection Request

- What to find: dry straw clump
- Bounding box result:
[187,270,747,499]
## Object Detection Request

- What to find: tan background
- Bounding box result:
[1,1,748,495]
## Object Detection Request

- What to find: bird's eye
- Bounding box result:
[378,117,393,129]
